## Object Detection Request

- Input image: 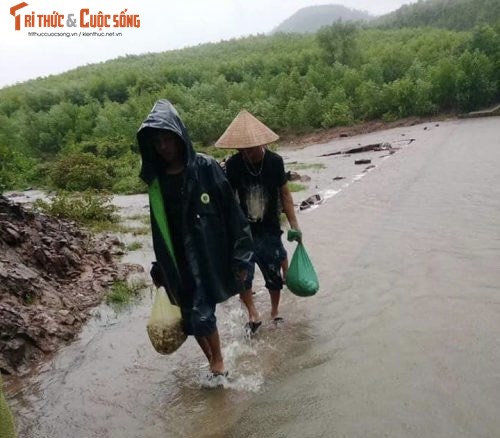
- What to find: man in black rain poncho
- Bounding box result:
[138,100,253,376]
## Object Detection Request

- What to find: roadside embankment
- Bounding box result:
[0,195,143,375]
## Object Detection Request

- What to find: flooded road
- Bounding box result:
[6,117,500,437]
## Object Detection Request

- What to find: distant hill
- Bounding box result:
[272,4,373,34]
[375,0,500,31]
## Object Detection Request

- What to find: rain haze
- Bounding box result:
[0,0,416,88]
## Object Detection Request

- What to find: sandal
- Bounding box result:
[244,321,262,335]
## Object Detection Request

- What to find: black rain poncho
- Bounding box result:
[137,100,253,335]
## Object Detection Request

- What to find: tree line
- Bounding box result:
[0,23,499,193]
[375,0,500,31]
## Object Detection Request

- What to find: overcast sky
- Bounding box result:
[0,0,416,88]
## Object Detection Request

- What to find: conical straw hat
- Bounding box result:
[215,110,279,149]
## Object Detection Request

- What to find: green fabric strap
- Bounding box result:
[149,179,179,272]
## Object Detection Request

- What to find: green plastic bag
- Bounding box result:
[286,232,319,297]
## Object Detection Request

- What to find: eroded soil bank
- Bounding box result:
[0,195,142,375]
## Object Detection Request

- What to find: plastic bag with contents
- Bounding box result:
[147,288,187,355]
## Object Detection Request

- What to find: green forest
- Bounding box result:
[1,2,499,194]
[376,0,500,30]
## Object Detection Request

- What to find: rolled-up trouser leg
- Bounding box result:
[181,299,217,337]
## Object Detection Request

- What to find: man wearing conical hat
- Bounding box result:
[216,110,301,329]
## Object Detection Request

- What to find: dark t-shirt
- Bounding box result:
[226,149,287,236]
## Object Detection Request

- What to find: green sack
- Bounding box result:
[286,242,319,297]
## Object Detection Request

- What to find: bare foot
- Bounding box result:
[250,310,260,323]
[210,359,225,375]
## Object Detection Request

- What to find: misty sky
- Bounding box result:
[0,0,416,88]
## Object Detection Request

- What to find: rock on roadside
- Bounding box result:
[0,195,143,375]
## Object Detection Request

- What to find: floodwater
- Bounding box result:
[5,117,500,437]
